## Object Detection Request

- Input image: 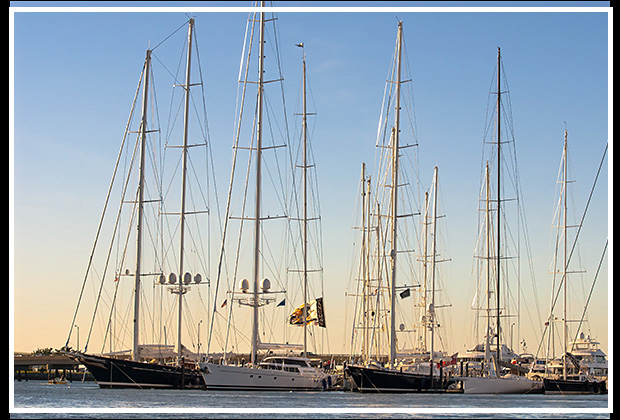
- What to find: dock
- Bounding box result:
[13,353,92,382]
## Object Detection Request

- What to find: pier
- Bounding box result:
[13,353,91,382]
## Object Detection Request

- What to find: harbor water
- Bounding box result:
[11,380,610,418]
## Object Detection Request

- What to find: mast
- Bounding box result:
[388,20,403,368]
[422,191,429,351]
[429,166,439,367]
[495,46,502,365]
[374,201,381,361]
[301,42,308,358]
[484,161,493,376]
[251,5,266,368]
[360,163,369,363]
[133,49,151,362]
[176,17,194,365]
[562,129,568,381]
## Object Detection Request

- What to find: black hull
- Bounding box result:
[344,364,457,393]
[68,353,204,389]
[543,378,607,394]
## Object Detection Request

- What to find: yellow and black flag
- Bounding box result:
[289,297,326,328]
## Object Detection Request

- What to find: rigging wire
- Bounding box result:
[64,60,145,352]
[569,239,607,353]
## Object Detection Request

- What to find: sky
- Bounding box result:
[10,2,610,362]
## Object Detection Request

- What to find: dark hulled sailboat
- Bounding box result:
[64,18,208,390]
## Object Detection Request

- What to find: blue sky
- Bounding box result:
[10,2,610,358]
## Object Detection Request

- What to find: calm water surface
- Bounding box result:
[11,380,610,419]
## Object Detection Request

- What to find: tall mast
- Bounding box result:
[251,4,266,368]
[388,20,403,368]
[562,129,568,381]
[374,201,381,361]
[484,161,493,376]
[176,17,194,364]
[133,49,151,362]
[360,163,369,364]
[301,43,308,358]
[429,166,439,367]
[421,191,429,351]
[495,46,502,365]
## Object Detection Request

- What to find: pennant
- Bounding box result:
[277,298,286,307]
[220,299,228,308]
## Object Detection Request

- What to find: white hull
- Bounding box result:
[199,363,331,391]
[458,376,543,394]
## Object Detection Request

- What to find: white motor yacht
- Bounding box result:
[199,356,334,391]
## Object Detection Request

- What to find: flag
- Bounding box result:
[220,299,227,308]
[309,297,326,328]
[399,288,411,299]
[288,297,326,328]
[440,353,458,367]
[277,298,286,307]
[289,304,304,326]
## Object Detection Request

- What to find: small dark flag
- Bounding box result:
[277,298,286,307]
[399,288,411,299]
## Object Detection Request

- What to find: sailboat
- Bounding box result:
[456,48,542,394]
[540,130,607,394]
[63,18,210,389]
[198,4,333,391]
[344,21,456,393]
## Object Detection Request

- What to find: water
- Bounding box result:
[11,380,610,419]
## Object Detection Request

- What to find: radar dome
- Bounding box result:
[260,278,271,292]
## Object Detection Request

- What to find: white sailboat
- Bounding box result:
[199,3,332,391]
[458,164,540,395]
[457,48,542,394]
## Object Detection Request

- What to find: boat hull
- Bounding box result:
[543,378,607,394]
[68,353,204,389]
[458,376,543,394]
[199,362,331,391]
[345,364,455,393]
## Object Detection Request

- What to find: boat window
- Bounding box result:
[292,359,310,367]
[262,357,310,367]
